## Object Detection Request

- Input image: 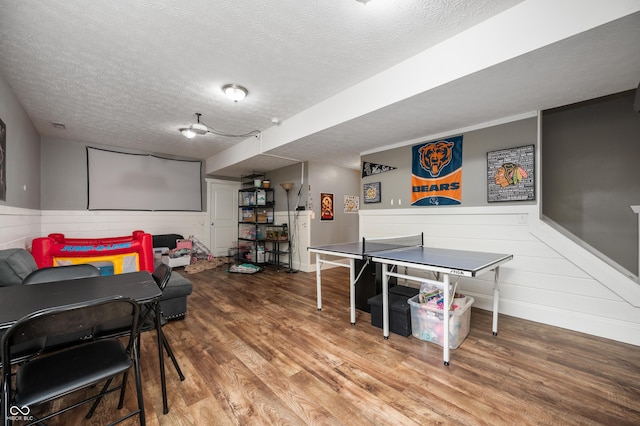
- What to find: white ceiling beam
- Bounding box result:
[206,0,640,175]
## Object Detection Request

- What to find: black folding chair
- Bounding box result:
[15,264,103,353]
[149,263,186,413]
[88,263,185,415]
[150,263,185,382]
[1,297,146,426]
[0,265,103,379]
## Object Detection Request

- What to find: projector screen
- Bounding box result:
[87,147,202,211]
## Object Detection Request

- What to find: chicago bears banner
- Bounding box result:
[411,136,463,206]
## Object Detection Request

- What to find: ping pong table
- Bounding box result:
[308,238,417,325]
[308,235,513,365]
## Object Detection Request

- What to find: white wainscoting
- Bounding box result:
[0,206,209,251]
[359,206,640,346]
[0,205,42,250]
[39,210,209,245]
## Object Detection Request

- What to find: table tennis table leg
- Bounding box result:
[443,274,451,366]
[349,258,356,325]
[381,263,390,339]
[315,253,323,311]
[492,267,500,336]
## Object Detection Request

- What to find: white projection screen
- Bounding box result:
[87,147,202,211]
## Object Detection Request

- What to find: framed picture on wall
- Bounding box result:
[320,193,334,220]
[363,182,381,203]
[344,195,359,213]
[487,144,535,202]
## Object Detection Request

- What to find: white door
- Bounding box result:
[209,182,238,257]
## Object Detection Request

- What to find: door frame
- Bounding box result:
[206,178,240,257]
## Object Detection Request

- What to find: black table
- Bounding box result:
[0,271,174,413]
[0,272,159,328]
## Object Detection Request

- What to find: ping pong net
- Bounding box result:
[361,233,423,255]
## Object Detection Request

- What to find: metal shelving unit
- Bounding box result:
[237,174,274,265]
[265,224,290,271]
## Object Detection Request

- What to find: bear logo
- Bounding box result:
[418,141,454,177]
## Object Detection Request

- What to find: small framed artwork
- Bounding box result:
[320,193,334,220]
[363,182,381,204]
[344,195,359,213]
[487,144,535,202]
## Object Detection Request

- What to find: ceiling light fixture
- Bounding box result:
[221,84,248,102]
[179,112,261,139]
[180,127,196,139]
[179,113,207,138]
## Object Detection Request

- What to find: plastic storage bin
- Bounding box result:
[408,295,474,349]
[161,255,191,268]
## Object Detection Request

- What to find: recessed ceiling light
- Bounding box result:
[221,84,248,102]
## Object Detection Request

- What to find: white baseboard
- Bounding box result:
[471,294,640,346]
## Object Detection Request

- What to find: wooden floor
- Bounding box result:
[24,265,640,425]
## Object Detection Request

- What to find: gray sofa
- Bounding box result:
[0,248,38,286]
[0,248,192,321]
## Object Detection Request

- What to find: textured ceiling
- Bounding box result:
[0,1,639,178]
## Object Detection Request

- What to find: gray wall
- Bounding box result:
[247,161,359,247]
[263,162,309,211]
[308,161,360,245]
[542,90,640,274]
[361,117,538,209]
[41,137,88,210]
[41,136,207,210]
[0,72,41,209]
